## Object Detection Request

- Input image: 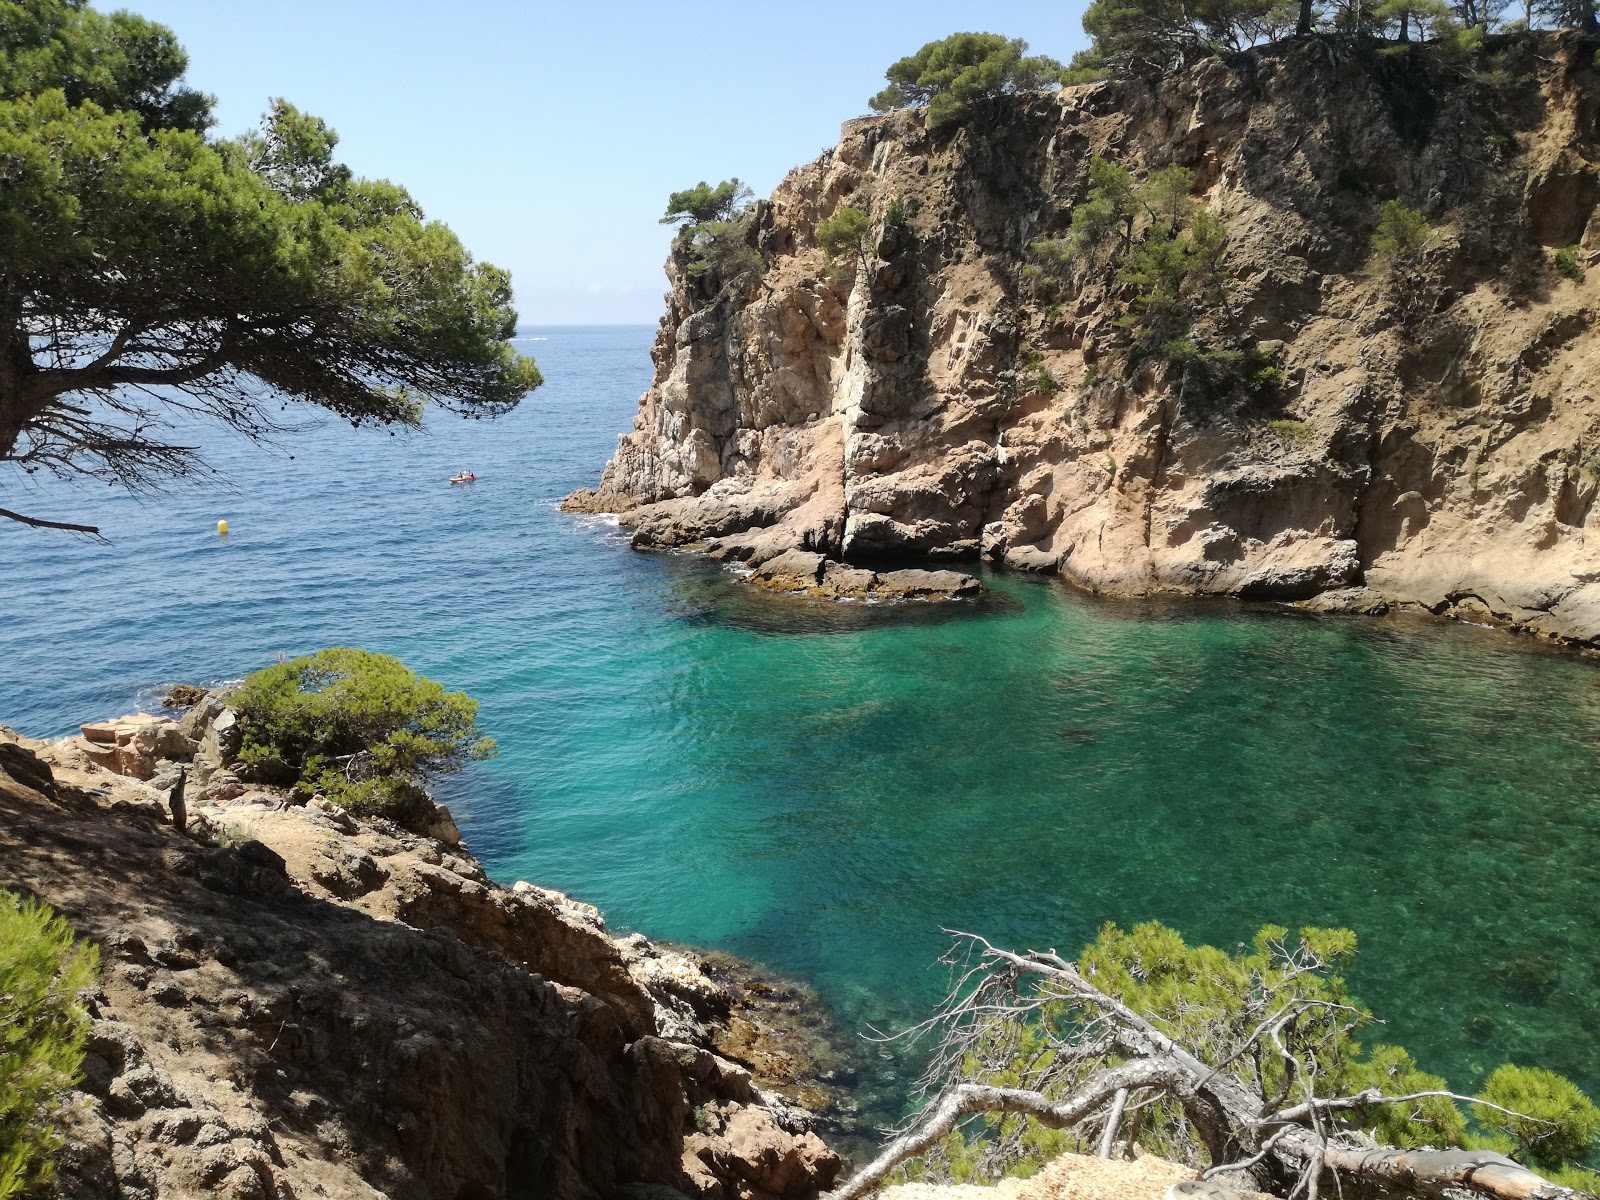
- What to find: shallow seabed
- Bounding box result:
[3,325,1597,1120]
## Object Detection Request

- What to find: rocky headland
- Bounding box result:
[565,34,1600,646]
[0,693,845,1200]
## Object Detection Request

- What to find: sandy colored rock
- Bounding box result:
[881,1151,1267,1200]
[568,34,1600,649]
[0,720,840,1200]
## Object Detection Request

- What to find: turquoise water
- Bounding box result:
[4,325,1599,1114]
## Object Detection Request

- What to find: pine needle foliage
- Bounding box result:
[817,206,875,275]
[1371,200,1439,275]
[918,922,1600,1186]
[235,648,495,826]
[660,179,753,227]
[0,890,98,1200]
[0,1,541,536]
[869,33,1065,129]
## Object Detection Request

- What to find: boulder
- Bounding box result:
[872,568,982,600]
[750,549,826,592]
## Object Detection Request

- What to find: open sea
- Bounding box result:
[4,324,1599,1118]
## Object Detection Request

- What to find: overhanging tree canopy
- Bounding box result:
[0,0,541,535]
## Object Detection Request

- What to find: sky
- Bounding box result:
[131,1,1091,325]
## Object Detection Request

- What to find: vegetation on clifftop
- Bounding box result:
[661,177,763,299]
[0,890,97,1200]
[868,33,1066,128]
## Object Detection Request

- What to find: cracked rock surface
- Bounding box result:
[567,35,1600,648]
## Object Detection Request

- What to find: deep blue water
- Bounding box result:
[4,324,1600,1117]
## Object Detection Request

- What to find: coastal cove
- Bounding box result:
[4,323,1600,1125]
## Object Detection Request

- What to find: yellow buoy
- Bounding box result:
[217,519,229,536]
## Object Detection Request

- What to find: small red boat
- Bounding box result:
[449,470,477,485]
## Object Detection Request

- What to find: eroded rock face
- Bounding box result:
[0,719,840,1200]
[567,34,1600,647]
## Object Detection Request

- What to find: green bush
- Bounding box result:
[684,216,764,290]
[1371,200,1438,277]
[816,206,874,274]
[1267,418,1314,444]
[234,647,495,826]
[884,196,919,229]
[1,891,98,1200]
[868,32,1064,128]
[1555,245,1586,282]
[1473,1064,1600,1169]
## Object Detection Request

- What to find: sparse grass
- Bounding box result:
[208,823,252,850]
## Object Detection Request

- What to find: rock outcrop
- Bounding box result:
[0,704,841,1200]
[567,34,1600,647]
[879,1150,1269,1200]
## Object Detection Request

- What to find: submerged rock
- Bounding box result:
[745,549,980,602]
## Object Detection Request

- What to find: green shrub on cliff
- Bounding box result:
[660,179,752,229]
[816,206,874,275]
[1555,245,1586,282]
[1,891,98,1200]
[684,217,764,288]
[868,33,1065,128]
[234,648,495,826]
[1370,199,1438,275]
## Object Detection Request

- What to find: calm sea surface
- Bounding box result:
[4,324,1599,1115]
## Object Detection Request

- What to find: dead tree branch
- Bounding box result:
[826,933,1585,1200]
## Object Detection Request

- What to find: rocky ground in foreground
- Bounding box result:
[881,1152,1267,1200]
[0,694,848,1200]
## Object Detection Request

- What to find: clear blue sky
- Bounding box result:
[132,1,1090,325]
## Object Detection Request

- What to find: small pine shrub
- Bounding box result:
[234,647,495,827]
[1371,200,1438,277]
[884,196,919,229]
[816,206,874,276]
[1,891,99,1200]
[1554,246,1586,283]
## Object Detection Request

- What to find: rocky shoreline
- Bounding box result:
[564,34,1600,653]
[0,691,849,1200]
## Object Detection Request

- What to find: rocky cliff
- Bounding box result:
[0,704,841,1200]
[568,33,1600,646]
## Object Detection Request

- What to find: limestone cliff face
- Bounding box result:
[571,34,1600,646]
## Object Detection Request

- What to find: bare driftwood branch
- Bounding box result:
[826,933,1586,1200]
